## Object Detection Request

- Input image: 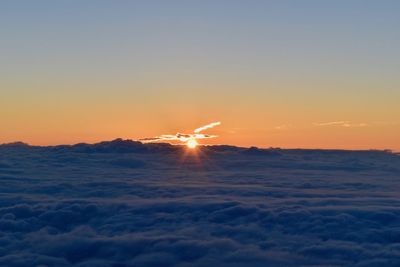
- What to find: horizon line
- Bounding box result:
[1,138,397,153]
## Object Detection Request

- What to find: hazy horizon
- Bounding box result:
[2,138,399,153]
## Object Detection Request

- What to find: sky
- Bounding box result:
[1,0,399,150]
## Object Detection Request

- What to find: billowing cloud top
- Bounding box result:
[0,142,399,266]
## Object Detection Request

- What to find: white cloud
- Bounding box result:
[314,121,368,127]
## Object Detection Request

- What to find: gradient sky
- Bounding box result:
[1,0,399,150]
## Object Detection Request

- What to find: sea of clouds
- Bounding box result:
[0,139,399,267]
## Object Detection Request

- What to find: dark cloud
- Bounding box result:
[0,141,399,266]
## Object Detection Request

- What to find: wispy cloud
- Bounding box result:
[140,122,221,144]
[140,133,217,143]
[372,121,400,126]
[194,122,221,133]
[314,121,368,128]
[274,124,291,130]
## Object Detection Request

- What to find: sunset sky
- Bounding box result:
[1,0,399,150]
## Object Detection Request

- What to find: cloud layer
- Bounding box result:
[0,140,399,266]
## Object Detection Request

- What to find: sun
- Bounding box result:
[186,139,198,149]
